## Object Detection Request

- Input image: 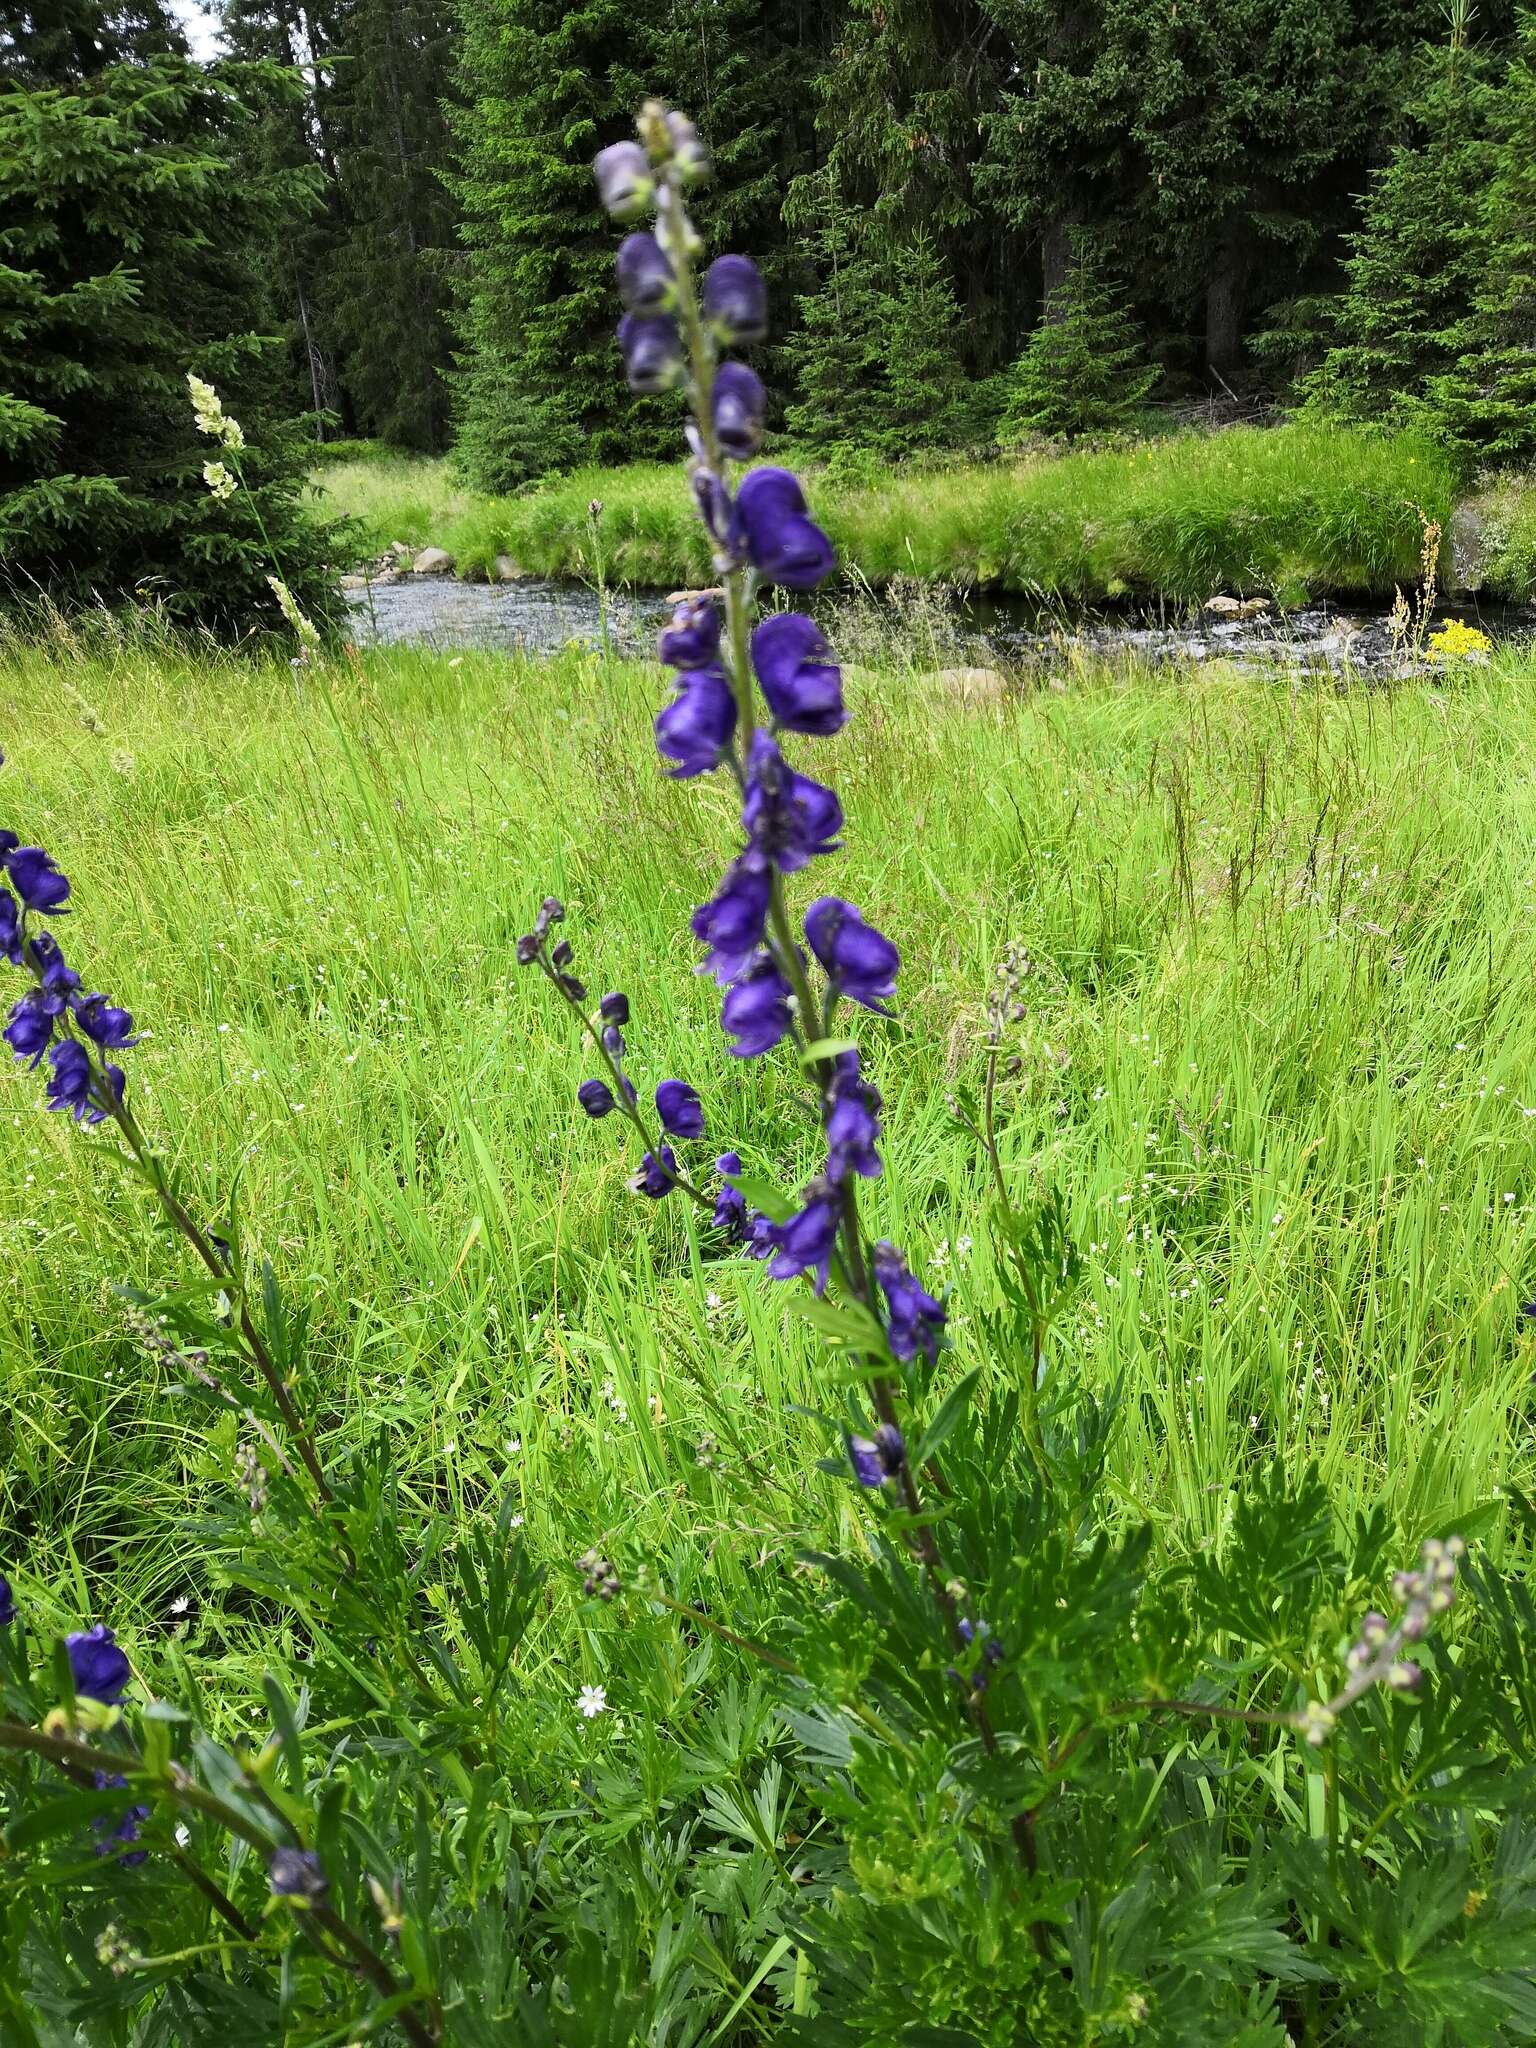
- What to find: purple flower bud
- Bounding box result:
[599,992,630,1025]
[268,1847,329,1901]
[752,613,847,736]
[665,110,710,183]
[873,1241,946,1365]
[712,1151,747,1236]
[629,1146,679,1199]
[551,939,574,968]
[66,1623,130,1704]
[0,889,21,966]
[617,312,683,395]
[656,1078,705,1139]
[825,1050,882,1180]
[5,990,54,1067]
[720,951,793,1056]
[601,1022,625,1058]
[6,848,69,913]
[538,896,565,928]
[745,1211,777,1259]
[45,1039,95,1119]
[1387,1660,1422,1691]
[92,1771,149,1866]
[804,897,899,1013]
[703,256,767,343]
[0,1574,15,1625]
[655,667,737,778]
[692,857,772,984]
[658,597,721,670]
[72,996,138,1049]
[731,468,835,589]
[712,362,766,460]
[515,933,541,966]
[848,1422,904,1487]
[594,140,654,220]
[578,1079,617,1118]
[616,230,675,313]
[742,733,842,872]
[691,467,734,548]
[767,1177,842,1294]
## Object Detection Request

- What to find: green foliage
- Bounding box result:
[4,632,1536,2038]
[783,197,971,460]
[997,235,1159,444]
[448,0,814,490]
[1303,38,1501,442]
[317,426,1457,601]
[0,44,342,638]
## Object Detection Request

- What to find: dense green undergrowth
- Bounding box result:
[4,624,1536,2037]
[312,424,1488,603]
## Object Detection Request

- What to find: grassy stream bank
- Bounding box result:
[311,424,1536,605]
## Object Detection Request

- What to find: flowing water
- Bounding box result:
[345,572,1536,677]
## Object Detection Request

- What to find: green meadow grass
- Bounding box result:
[314,424,1466,601]
[3,620,1535,1691]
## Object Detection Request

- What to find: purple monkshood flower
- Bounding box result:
[578,1078,616,1118]
[30,933,78,1006]
[46,1040,122,1124]
[752,613,848,737]
[805,897,899,1013]
[703,255,767,342]
[741,733,842,873]
[616,230,675,313]
[848,1422,906,1488]
[5,848,70,914]
[712,1151,747,1237]
[665,110,711,183]
[720,951,793,1057]
[731,468,836,590]
[73,995,138,1049]
[713,363,765,461]
[594,140,653,221]
[744,1211,777,1259]
[5,991,54,1067]
[618,312,683,395]
[0,1573,15,1625]
[659,597,720,670]
[67,1623,131,1704]
[93,1772,149,1867]
[692,857,772,984]
[599,992,629,1025]
[655,667,737,778]
[629,1146,679,1198]
[691,466,734,549]
[767,1176,843,1294]
[873,1241,946,1366]
[825,1050,882,1180]
[268,1846,329,1901]
[656,1078,705,1139]
[0,890,21,966]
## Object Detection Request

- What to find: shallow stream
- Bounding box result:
[344,572,1536,677]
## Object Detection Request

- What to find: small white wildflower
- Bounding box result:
[202,459,237,503]
[577,1684,607,1720]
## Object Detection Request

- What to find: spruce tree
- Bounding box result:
[0,37,341,635]
[996,234,1159,443]
[1303,33,1500,434]
[1426,17,1536,461]
[448,0,816,490]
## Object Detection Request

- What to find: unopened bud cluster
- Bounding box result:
[1298,1534,1465,1746]
[579,1549,621,1602]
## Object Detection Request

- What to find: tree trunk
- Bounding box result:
[1205,227,1247,384]
[1041,211,1081,316]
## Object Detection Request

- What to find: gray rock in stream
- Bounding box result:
[412,547,455,576]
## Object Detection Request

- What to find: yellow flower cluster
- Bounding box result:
[1426,618,1493,663]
